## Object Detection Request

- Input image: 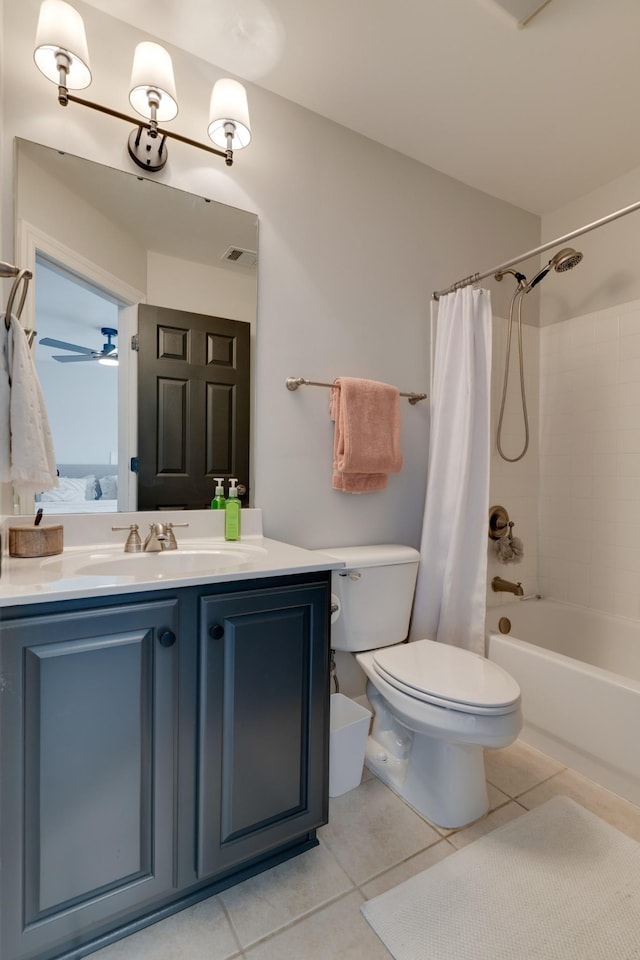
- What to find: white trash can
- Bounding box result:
[329,693,372,797]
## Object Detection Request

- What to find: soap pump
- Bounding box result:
[224,478,241,541]
[211,478,225,510]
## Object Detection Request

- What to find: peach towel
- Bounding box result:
[329,377,403,492]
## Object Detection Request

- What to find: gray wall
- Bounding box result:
[1,0,541,548]
[541,163,640,326]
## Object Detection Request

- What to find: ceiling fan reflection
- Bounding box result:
[40,326,118,365]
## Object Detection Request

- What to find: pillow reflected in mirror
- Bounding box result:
[98,475,118,500]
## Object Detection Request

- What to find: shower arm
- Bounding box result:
[432,195,640,300]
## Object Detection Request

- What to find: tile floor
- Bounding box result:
[94,740,640,960]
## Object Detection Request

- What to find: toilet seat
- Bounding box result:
[372,639,521,716]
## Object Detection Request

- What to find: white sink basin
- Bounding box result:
[75,549,251,578]
[31,541,270,585]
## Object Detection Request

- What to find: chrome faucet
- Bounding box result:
[144,522,168,552]
[143,521,190,552]
[491,576,524,597]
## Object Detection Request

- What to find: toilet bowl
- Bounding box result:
[319,545,522,828]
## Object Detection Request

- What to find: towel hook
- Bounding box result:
[5,268,32,328]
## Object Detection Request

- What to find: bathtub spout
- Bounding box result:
[492,576,524,597]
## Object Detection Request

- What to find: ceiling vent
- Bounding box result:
[221,246,257,268]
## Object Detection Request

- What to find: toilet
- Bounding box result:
[322,544,522,828]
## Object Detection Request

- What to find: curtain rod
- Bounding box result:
[432,195,640,300]
[285,377,427,404]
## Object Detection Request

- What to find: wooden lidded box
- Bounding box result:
[9,524,63,558]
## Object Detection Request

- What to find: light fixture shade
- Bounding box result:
[129,42,178,122]
[208,79,252,150]
[34,0,91,90]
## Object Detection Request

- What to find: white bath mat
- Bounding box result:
[361,797,640,960]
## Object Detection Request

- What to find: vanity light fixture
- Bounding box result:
[33,0,252,172]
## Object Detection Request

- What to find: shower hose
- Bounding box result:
[496,283,529,463]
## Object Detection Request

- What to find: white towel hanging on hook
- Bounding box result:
[0,313,58,499]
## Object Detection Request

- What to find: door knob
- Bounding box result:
[209,624,225,640]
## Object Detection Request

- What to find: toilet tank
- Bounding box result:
[318,545,420,652]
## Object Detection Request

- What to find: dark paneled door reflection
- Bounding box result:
[137,304,250,510]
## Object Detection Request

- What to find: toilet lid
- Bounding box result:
[372,639,521,716]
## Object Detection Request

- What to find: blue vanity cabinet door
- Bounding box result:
[196,582,329,879]
[0,598,179,960]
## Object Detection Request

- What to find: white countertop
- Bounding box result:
[0,509,343,608]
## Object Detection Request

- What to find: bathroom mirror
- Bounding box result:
[14,138,257,513]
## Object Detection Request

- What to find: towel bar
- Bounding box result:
[285,377,427,404]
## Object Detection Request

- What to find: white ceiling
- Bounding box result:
[79,0,640,215]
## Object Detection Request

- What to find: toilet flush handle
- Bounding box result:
[339,571,361,581]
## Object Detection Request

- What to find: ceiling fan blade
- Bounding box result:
[40,337,95,355]
[52,353,99,363]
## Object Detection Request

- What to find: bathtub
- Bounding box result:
[486,598,640,807]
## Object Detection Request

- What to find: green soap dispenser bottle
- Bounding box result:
[224,478,241,541]
[211,478,226,509]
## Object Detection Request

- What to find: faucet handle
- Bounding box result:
[164,521,188,550]
[112,523,142,553]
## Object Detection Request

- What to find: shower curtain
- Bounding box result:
[410,286,492,654]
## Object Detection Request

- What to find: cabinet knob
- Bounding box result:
[209,624,225,640]
[158,630,176,647]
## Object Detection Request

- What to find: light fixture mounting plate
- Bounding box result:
[128,126,168,172]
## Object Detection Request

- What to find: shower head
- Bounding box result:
[526,247,583,291]
[553,247,583,272]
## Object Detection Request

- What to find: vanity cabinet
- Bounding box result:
[0,573,330,960]
[197,585,328,878]
[0,598,180,960]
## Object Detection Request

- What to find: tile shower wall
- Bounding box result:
[488,315,540,607]
[538,298,640,618]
